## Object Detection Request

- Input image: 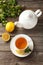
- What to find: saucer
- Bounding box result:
[10,34,34,57]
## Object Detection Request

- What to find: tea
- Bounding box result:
[15,37,27,49]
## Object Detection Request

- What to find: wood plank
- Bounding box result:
[0,62,43,65]
[17,0,43,2]
[17,0,43,8]
[17,0,43,19]
[0,21,43,36]
[0,29,43,37]
[0,51,43,64]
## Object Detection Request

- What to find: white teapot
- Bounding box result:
[15,9,42,29]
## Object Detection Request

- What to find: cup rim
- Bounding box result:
[14,36,29,50]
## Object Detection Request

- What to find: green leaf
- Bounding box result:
[2,20,7,26]
[0,0,23,26]
[25,47,31,53]
[8,0,17,6]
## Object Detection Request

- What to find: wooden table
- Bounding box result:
[0,0,43,65]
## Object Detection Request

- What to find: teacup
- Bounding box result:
[14,34,31,54]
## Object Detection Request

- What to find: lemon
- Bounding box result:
[2,32,10,42]
[5,22,15,32]
[16,50,25,55]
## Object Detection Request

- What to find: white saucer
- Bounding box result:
[10,34,34,57]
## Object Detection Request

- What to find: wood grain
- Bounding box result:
[0,0,43,65]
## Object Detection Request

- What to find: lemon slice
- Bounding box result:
[2,32,10,42]
[16,50,25,55]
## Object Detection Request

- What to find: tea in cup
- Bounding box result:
[15,37,27,49]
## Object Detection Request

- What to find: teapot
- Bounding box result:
[15,9,42,29]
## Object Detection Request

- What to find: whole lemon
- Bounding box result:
[5,22,15,32]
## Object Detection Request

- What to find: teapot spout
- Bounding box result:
[15,21,23,28]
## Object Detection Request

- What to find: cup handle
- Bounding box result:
[35,9,42,17]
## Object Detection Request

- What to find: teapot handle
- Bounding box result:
[35,9,42,17]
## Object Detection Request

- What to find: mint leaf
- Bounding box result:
[25,47,31,53]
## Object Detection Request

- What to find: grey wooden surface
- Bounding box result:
[0,0,43,65]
